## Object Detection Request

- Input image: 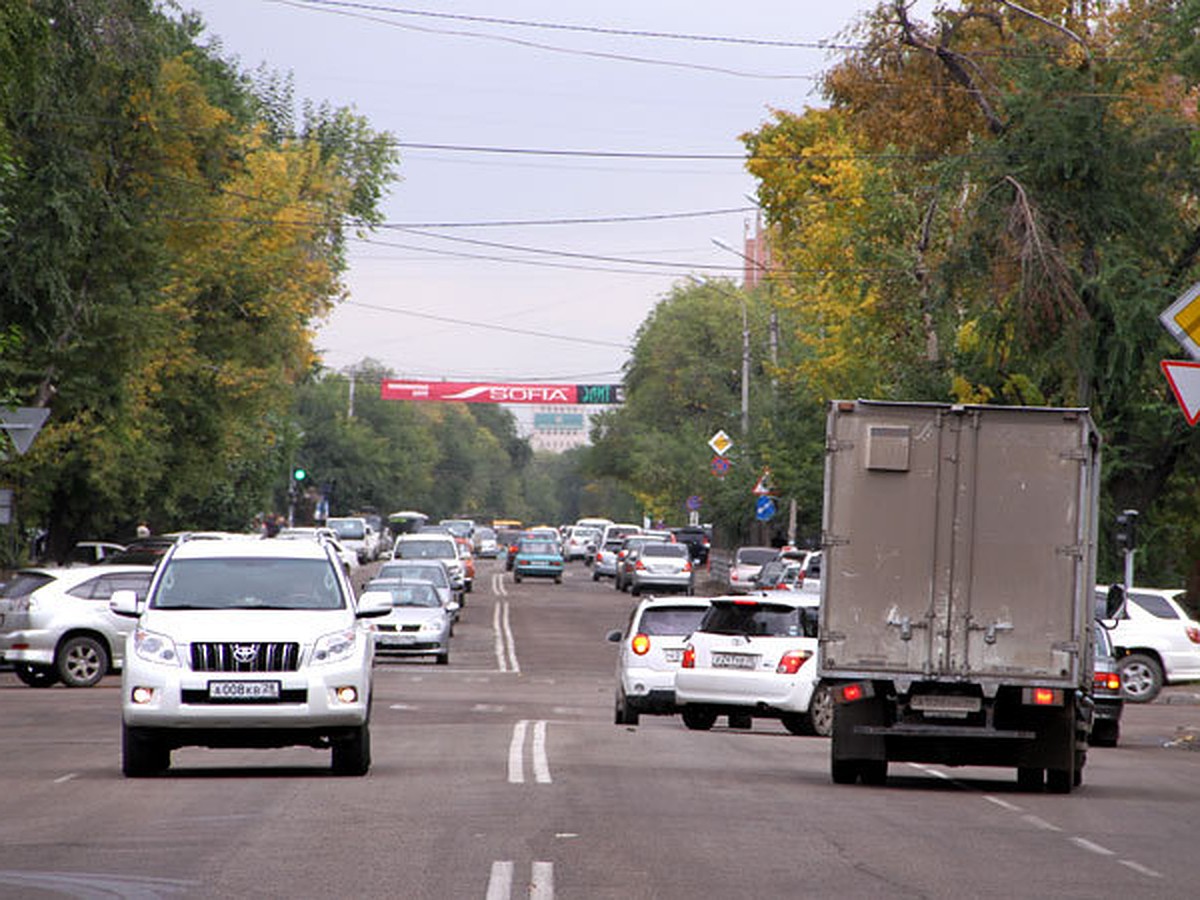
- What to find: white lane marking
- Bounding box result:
[983,796,1022,812]
[503,601,520,673]
[1022,815,1062,832]
[486,861,514,900]
[531,720,552,784]
[530,861,554,900]
[508,720,528,784]
[486,861,554,900]
[494,601,509,672]
[0,871,197,897]
[491,572,508,596]
[1118,859,1163,879]
[507,720,551,785]
[474,704,507,713]
[389,703,417,710]
[1071,837,1116,857]
[52,773,77,784]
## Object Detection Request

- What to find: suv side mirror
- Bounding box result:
[110,588,143,618]
[356,590,394,619]
[1104,584,1126,620]
[606,629,622,643]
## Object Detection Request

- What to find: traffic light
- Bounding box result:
[293,467,307,483]
[1115,509,1138,552]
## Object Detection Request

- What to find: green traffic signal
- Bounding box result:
[293,467,307,482]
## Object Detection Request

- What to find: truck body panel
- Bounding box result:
[818,401,1100,791]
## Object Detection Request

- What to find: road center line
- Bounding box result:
[1071,836,1116,857]
[508,720,528,784]
[531,720,552,784]
[486,861,513,900]
[52,773,77,784]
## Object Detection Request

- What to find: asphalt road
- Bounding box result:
[2,558,1199,899]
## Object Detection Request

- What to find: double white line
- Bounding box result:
[508,719,551,784]
[486,861,553,900]
[493,599,520,672]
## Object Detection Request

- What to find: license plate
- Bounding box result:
[208,680,280,700]
[664,648,683,663]
[712,652,757,669]
[910,694,981,715]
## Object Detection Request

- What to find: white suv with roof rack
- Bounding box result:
[1095,584,1200,703]
[111,534,390,777]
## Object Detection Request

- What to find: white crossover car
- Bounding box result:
[675,594,824,734]
[112,534,390,777]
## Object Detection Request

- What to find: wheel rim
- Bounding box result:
[1121,661,1157,699]
[811,687,834,736]
[64,643,103,684]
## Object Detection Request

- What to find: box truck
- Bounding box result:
[818,401,1101,793]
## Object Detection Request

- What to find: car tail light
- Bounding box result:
[635,560,646,571]
[681,645,695,668]
[1187,625,1200,644]
[1094,670,1121,692]
[731,571,739,581]
[682,561,692,572]
[776,649,813,674]
[631,633,651,655]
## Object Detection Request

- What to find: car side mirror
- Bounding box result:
[1104,584,1126,620]
[356,590,394,619]
[109,589,143,618]
[447,601,461,614]
[606,629,622,643]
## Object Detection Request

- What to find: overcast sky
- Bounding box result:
[178,1,933,388]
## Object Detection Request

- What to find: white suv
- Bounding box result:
[112,535,390,777]
[1095,585,1200,702]
[675,594,823,734]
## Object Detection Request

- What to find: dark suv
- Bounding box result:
[670,526,711,565]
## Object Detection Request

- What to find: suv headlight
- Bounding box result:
[133,628,181,667]
[312,628,360,665]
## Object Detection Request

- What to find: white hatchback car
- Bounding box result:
[675,594,823,734]
[1095,585,1200,702]
[607,596,712,725]
[112,535,390,777]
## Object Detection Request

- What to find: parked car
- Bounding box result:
[393,535,466,593]
[111,533,390,776]
[726,546,778,594]
[675,594,822,734]
[1091,621,1123,747]
[0,565,154,687]
[365,580,456,665]
[629,542,695,596]
[592,539,625,582]
[1095,584,1200,702]
[606,596,712,725]
[512,538,565,584]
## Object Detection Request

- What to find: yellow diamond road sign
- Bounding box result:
[1160,281,1200,360]
[708,430,733,456]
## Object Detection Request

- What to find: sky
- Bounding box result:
[177,1,935,391]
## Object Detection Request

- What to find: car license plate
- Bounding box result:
[208,680,280,700]
[664,648,683,663]
[712,652,756,669]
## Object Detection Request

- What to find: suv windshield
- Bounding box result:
[701,602,818,638]
[152,558,345,610]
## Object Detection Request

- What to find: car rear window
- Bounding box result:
[378,563,449,587]
[637,607,708,635]
[329,519,366,540]
[396,540,455,559]
[0,572,55,598]
[1130,592,1180,619]
[519,541,557,554]
[642,544,688,558]
[736,548,778,566]
[701,602,819,638]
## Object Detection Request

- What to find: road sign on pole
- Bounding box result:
[1160,282,1200,360]
[0,407,50,455]
[755,496,776,521]
[708,430,733,456]
[1161,360,1200,425]
[710,456,730,478]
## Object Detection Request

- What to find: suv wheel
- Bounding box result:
[14,663,59,688]
[615,695,640,726]
[122,725,169,777]
[57,635,109,687]
[332,724,371,776]
[1119,653,1163,703]
[681,707,717,731]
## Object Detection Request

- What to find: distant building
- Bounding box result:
[528,406,589,453]
[743,215,772,289]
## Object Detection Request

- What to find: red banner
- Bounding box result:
[381,380,623,405]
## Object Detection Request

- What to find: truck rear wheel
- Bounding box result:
[1046,767,1073,794]
[831,758,859,784]
[1017,766,1043,790]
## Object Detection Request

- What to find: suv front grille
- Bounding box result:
[190,642,301,672]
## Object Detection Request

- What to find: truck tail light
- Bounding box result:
[1023,687,1064,706]
[631,633,651,655]
[681,645,695,668]
[776,649,813,674]
[839,682,875,703]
